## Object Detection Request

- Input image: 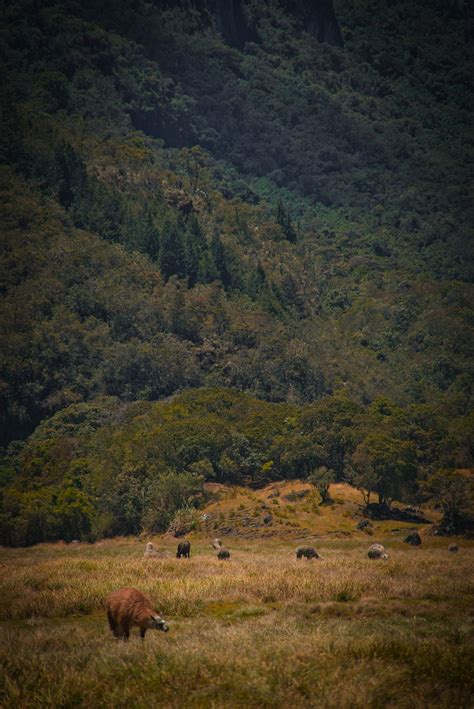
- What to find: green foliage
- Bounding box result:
[143,471,204,533]
[351,432,417,507]
[0,485,94,546]
[276,199,297,243]
[1,387,470,543]
[422,469,473,534]
[0,0,473,544]
[159,219,187,280]
[308,466,336,504]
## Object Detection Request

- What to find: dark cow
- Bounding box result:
[176,541,191,558]
[295,546,321,560]
[404,532,422,546]
[217,548,230,560]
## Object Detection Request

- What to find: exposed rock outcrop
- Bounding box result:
[156,0,343,48]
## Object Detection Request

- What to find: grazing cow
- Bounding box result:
[404,532,422,546]
[448,543,459,553]
[212,538,222,550]
[176,540,191,558]
[295,546,321,560]
[367,543,389,560]
[105,588,169,640]
[217,548,230,560]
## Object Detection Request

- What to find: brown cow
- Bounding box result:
[105,588,169,640]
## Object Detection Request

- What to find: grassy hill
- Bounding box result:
[2,387,470,546]
[197,481,437,540]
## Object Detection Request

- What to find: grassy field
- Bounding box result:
[0,532,473,708]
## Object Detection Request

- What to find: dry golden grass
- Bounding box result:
[0,534,473,708]
[200,482,442,539]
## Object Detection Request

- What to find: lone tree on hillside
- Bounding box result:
[350,432,417,509]
[422,469,473,534]
[308,465,336,504]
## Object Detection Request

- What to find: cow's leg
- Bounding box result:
[107,610,119,636]
[119,623,130,641]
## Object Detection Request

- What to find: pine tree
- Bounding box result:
[159,219,187,280]
[186,214,207,285]
[138,208,160,261]
[211,229,231,289]
[54,143,87,209]
[276,199,297,243]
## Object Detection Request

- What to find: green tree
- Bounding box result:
[137,207,160,261]
[351,432,417,508]
[423,469,473,534]
[54,143,87,209]
[143,471,204,533]
[276,199,297,243]
[186,214,207,285]
[308,465,336,504]
[210,229,231,288]
[159,219,187,280]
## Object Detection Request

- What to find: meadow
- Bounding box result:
[0,534,473,708]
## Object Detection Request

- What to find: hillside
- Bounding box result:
[0,0,473,543]
[196,481,437,540]
[2,388,470,546]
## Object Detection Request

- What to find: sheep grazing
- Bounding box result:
[448,543,459,553]
[367,543,389,560]
[143,542,159,558]
[212,538,222,550]
[295,546,321,560]
[105,588,169,641]
[176,540,191,558]
[217,548,230,560]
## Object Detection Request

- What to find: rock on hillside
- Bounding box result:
[155,0,343,47]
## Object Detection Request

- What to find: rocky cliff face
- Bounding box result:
[157,0,343,47]
[288,0,344,46]
[192,0,256,45]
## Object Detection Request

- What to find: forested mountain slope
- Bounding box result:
[0,0,473,541]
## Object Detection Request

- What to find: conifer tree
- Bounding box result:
[186,214,207,285]
[211,229,231,289]
[276,199,297,243]
[54,143,87,209]
[159,218,187,280]
[137,208,160,261]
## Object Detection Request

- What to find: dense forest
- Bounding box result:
[0,0,473,544]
